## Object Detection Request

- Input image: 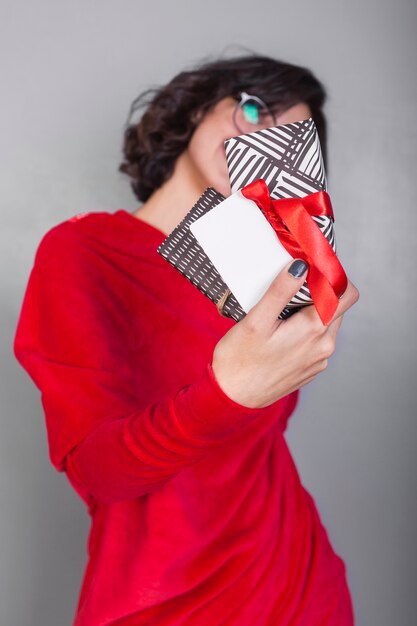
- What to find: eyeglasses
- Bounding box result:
[232,92,277,134]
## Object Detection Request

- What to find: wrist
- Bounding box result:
[210,358,264,409]
[174,363,263,443]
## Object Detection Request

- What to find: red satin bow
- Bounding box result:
[241,179,348,325]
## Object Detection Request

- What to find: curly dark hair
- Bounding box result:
[119,55,327,202]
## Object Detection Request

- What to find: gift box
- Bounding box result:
[157,187,246,321]
[225,117,327,198]
[157,118,346,325]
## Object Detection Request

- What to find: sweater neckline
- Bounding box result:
[116,209,169,240]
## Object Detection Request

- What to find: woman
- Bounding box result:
[14,55,358,625]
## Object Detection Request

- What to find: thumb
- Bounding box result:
[244,259,309,335]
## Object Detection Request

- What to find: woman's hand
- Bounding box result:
[212,260,359,408]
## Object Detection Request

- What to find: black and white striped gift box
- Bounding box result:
[225,118,336,316]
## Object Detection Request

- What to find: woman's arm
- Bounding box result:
[64,362,277,505]
[65,268,358,506]
[13,223,289,506]
[15,222,358,507]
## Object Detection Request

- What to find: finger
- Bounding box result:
[329,280,360,324]
[244,259,309,335]
[281,365,328,397]
[326,314,343,341]
[288,279,359,331]
[298,374,320,389]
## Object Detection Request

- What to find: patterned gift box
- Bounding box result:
[158,118,337,321]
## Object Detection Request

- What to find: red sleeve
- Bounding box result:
[14,222,273,506]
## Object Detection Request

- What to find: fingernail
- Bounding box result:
[288,259,308,278]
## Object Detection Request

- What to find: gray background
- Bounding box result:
[1,0,416,624]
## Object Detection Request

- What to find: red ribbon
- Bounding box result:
[241,179,348,325]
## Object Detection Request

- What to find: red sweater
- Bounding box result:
[14,210,354,625]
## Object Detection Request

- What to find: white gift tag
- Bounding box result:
[189,191,293,312]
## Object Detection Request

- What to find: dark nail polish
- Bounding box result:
[288,260,308,278]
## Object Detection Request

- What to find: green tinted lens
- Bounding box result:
[242,102,260,125]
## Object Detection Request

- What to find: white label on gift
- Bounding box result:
[189,191,293,312]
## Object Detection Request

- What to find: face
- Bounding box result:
[185,97,312,197]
